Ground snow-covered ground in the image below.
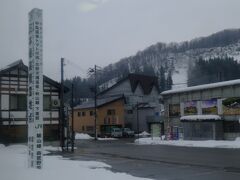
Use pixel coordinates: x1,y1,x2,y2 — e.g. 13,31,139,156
172,64,188,89
75,133,118,141
0,144,151,180
135,137,240,149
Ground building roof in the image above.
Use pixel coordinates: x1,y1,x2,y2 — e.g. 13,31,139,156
180,115,221,121
136,102,155,109
0,59,27,73
74,95,125,110
98,73,160,96
0,60,68,92
161,79,240,96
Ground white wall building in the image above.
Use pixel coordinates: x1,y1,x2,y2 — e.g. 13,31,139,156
0,60,63,141
161,79,240,140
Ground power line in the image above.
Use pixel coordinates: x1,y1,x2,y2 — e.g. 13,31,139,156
64,58,89,74
62,58,108,80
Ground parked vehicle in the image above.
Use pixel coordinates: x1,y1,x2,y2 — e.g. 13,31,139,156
100,125,122,137
111,128,123,138
122,128,135,137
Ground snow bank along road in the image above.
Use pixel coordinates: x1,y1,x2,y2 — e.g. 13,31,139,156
135,137,240,148
0,144,151,180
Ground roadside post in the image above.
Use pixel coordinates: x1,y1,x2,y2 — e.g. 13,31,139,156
28,8,43,169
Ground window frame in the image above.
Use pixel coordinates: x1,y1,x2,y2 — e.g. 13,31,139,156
43,95,51,111
9,94,27,111
107,109,116,115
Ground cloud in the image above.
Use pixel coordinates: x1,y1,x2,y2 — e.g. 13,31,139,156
77,0,110,13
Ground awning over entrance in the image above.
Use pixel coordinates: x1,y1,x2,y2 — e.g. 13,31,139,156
180,115,221,122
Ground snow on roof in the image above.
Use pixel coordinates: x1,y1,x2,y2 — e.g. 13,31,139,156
161,79,240,95
180,115,221,121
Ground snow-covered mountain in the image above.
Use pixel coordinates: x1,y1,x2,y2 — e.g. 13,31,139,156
98,29,240,90
171,41,240,89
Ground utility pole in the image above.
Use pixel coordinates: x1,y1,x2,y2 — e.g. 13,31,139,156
60,58,65,151
60,58,74,152
94,65,97,140
71,83,74,152
88,65,101,140
136,102,139,140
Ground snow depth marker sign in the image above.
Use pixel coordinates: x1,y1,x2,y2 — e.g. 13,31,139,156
28,8,43,169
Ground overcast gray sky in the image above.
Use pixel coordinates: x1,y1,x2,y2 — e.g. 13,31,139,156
1,0,240,80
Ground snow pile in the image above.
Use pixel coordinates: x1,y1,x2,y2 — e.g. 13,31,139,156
235,137,240,141
135,138,240,148
0,144,151,180
136,131,151,138
98,138,117,141
75,133,118,140
75,133,94,140
0,144,5,148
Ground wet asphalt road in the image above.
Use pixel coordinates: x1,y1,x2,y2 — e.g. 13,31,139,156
52,139,240,180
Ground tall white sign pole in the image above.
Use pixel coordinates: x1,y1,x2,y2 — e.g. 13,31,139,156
28,8,43,169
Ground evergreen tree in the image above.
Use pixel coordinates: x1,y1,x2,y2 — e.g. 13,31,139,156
188,56,240,86
166,71,173,90
159,66,166,92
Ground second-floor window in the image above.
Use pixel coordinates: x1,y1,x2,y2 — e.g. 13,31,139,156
78,111,86,117
10,94,27,111
89,111,94,116
107,109,115,115
43,95,51,111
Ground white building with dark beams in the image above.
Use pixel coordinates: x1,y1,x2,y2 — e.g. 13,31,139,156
0,60,63,141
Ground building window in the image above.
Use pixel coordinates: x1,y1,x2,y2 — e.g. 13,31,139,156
43,95,51,110
107,109,115,115
82,126,85,131
10,94,27,111
78,111,86,117
169,104,180,117
82,111,86,116
90,111,94,116
127,110,133,114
